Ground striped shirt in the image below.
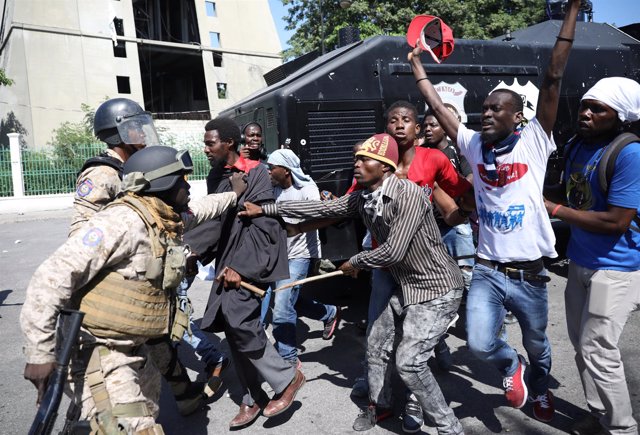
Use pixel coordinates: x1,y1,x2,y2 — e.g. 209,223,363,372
262,174,463,306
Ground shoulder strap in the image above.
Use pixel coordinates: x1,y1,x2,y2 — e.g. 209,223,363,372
78,152,124,179
598,132,640,195
106,195,165,258
597,132,640,233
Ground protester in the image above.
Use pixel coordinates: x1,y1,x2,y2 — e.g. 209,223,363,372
239,121,267,161
260,149,341,367
21,146,246,434
420,110,476,371
361,100,473,432
409,0,581,422
189,117,305,429
544,77,640,435
240,133,465,434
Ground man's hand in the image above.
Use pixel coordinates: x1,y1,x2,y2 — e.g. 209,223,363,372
239,146,251,159
24,362,56,405
320,190,337,201
238,201,264,218
338,261,360,278
408,40,423,63
221,267,242,289
229,173,248,198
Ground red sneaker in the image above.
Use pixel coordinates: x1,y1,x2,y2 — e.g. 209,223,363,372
503,355,528,408
530,390,555,422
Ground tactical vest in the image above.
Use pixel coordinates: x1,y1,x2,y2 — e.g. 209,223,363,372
76,195,185,339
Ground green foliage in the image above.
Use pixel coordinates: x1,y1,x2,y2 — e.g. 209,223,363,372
0,69,13,87
282,0,546,59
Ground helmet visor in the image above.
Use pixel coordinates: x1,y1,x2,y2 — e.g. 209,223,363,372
144,149,194,183
117,112,161,147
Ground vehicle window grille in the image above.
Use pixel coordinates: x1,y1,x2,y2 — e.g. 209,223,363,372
306,109,377,174
266,108,275,128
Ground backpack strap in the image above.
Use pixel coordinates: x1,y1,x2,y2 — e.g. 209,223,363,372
598,132,640,195
78,152,124,179
597,132,640,232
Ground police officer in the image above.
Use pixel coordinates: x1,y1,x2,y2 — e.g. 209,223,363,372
69,98,160,237
21,146,247,434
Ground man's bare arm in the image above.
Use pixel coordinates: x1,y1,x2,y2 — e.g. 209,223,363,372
408,45,461,143
537,0,580,136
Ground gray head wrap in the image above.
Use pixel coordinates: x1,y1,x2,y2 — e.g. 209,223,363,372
267,149,315,188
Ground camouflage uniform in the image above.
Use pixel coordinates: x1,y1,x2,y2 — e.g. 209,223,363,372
69,148,124,237
21,192,238,433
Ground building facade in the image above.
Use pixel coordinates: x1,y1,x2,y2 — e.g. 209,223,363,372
0,0,283,148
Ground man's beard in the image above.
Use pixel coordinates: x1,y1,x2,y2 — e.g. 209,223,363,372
209,156,226,170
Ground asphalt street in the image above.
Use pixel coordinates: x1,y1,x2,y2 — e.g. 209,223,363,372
0,210,638,434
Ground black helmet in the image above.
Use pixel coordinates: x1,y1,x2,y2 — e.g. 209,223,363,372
93,98,160,147
123,146,193,193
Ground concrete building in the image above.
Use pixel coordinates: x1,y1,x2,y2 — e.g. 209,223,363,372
0,0,283,148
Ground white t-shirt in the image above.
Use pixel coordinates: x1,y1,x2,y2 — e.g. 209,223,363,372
457,117,558,262
274,183,322,259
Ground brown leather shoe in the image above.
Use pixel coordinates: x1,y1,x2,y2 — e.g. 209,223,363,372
263,369,306,418
229,402,262,429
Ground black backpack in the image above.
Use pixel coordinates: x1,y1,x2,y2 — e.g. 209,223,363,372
564,132,640,232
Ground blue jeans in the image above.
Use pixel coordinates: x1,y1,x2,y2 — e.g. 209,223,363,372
261,258,336,361
368,268,396,327
178,277,225,367
439,223,475,291
466,263,551,395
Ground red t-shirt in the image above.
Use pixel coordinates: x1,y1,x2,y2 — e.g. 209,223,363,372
346,147,471,199
407,147,471,198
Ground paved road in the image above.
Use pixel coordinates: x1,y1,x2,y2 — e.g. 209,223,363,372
0,210,638,434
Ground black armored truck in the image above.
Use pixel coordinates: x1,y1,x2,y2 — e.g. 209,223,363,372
220,19,640,260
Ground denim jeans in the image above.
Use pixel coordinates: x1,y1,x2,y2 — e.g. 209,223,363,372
439,223,475,291
466,263,551,396
368,288,464,435
261,258,336,362
368,268,397,327
177,277,226,367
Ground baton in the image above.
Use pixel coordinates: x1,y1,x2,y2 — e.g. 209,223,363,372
216,267,266,297
274,270,344,292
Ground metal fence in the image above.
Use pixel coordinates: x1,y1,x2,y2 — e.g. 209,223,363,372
0,144,210,197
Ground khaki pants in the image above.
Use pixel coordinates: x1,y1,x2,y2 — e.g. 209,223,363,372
71,344,161,433
565,262,640,435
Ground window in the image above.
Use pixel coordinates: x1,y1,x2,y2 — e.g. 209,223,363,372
209,32,220,48
112,18,126,57
205,1,216,17
216,82,227,99
212,52,223,67
113,18,125,36
117,76,131,94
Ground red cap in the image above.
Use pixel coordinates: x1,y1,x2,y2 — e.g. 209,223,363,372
355,133,399,170
406,15,454,64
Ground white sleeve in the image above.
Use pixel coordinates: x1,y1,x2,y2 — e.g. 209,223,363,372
456,123,478,160
521,117,557,166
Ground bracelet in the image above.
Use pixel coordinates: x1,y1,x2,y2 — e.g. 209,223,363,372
556,36,574,43
551,203,562,217
415,77,429,84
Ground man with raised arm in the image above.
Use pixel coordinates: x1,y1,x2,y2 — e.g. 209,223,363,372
408,0,581,422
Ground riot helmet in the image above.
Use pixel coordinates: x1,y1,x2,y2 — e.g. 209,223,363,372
122,146,193,193
94,98,160,147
